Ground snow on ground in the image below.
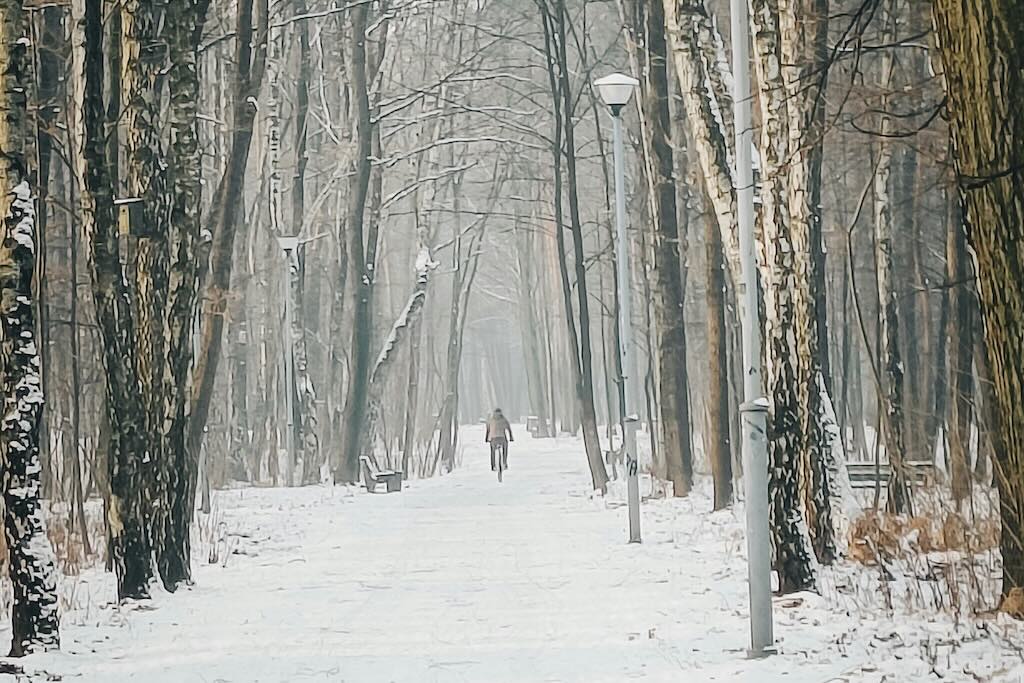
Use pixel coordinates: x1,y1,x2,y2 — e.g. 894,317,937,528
4,427,1023,681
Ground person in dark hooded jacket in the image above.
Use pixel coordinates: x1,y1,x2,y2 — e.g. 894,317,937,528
485,408,513,471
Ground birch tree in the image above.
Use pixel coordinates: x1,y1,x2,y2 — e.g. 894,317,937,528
157,0,209,588
664,0,740,284
121,0,168,569
0,0,60,651
750,0,830,589
779,0,843,563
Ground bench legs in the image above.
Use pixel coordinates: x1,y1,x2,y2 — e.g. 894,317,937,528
364,472,403,493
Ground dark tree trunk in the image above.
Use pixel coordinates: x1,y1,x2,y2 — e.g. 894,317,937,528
645,0,693,496
973,331,996,483
152,0,209,591
289,7,320,485
337,2,376,483
32,6,61,499
188,0,268,474
401,313,423,477
933,0,1024,599
705,204,733,509
121,0,169,594
933,221,951,468
539,0,608,490
72,0,151,601
873,5,910,514
946,197,974,505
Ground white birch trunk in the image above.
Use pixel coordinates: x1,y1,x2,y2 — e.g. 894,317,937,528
778,0,843,563
664,0,741,286
751,0,819,591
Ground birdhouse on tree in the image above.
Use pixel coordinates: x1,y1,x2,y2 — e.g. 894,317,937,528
115,197,148,238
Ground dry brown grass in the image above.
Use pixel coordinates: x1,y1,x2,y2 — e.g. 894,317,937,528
843,486,1003,617
849,509,999,565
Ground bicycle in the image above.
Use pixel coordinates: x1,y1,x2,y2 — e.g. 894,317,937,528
493,439,507,483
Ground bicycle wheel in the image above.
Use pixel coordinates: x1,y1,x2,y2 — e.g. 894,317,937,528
497,444,505,483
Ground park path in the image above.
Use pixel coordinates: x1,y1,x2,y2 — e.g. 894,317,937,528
18,429,902,682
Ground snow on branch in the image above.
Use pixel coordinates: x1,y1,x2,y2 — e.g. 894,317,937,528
370,246,438,379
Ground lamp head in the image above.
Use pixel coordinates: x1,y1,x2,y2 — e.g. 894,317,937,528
594,72,639,110
277,235,300,252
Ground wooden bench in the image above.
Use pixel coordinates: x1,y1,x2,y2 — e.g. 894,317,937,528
359,456,403,493
846,461,934,489
526,415,551,438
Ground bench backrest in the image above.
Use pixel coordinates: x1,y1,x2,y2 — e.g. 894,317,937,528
359,456,378,480
846,461,935,486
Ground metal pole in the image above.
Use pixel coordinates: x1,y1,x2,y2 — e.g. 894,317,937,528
611,109,641,544
731,0,774,657
282,248,297,487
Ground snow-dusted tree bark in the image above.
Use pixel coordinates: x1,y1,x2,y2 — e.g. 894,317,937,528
290,249,320,485
0,5,60,652
362,248,437,462
973,328,996,483
71,0,152,600
933,0,1024,598
157,0,209,589
779,0,839,564
751,0,817,591
121,0,168,557
872,4,910,514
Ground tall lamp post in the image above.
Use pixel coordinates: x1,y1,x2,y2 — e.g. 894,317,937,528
277,235,299,487
595,73,641,544
730,0,775,657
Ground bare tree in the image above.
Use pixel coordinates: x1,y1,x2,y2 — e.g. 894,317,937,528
537,0,609,492
189,0,269,477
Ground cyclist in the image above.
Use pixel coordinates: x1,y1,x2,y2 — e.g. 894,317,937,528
485,408,513,472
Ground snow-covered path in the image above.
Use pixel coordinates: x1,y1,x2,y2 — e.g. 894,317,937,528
14,429,1020,682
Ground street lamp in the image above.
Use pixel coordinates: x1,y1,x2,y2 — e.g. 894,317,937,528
595,72,641,544
277,235,300,486
730,0,775,657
